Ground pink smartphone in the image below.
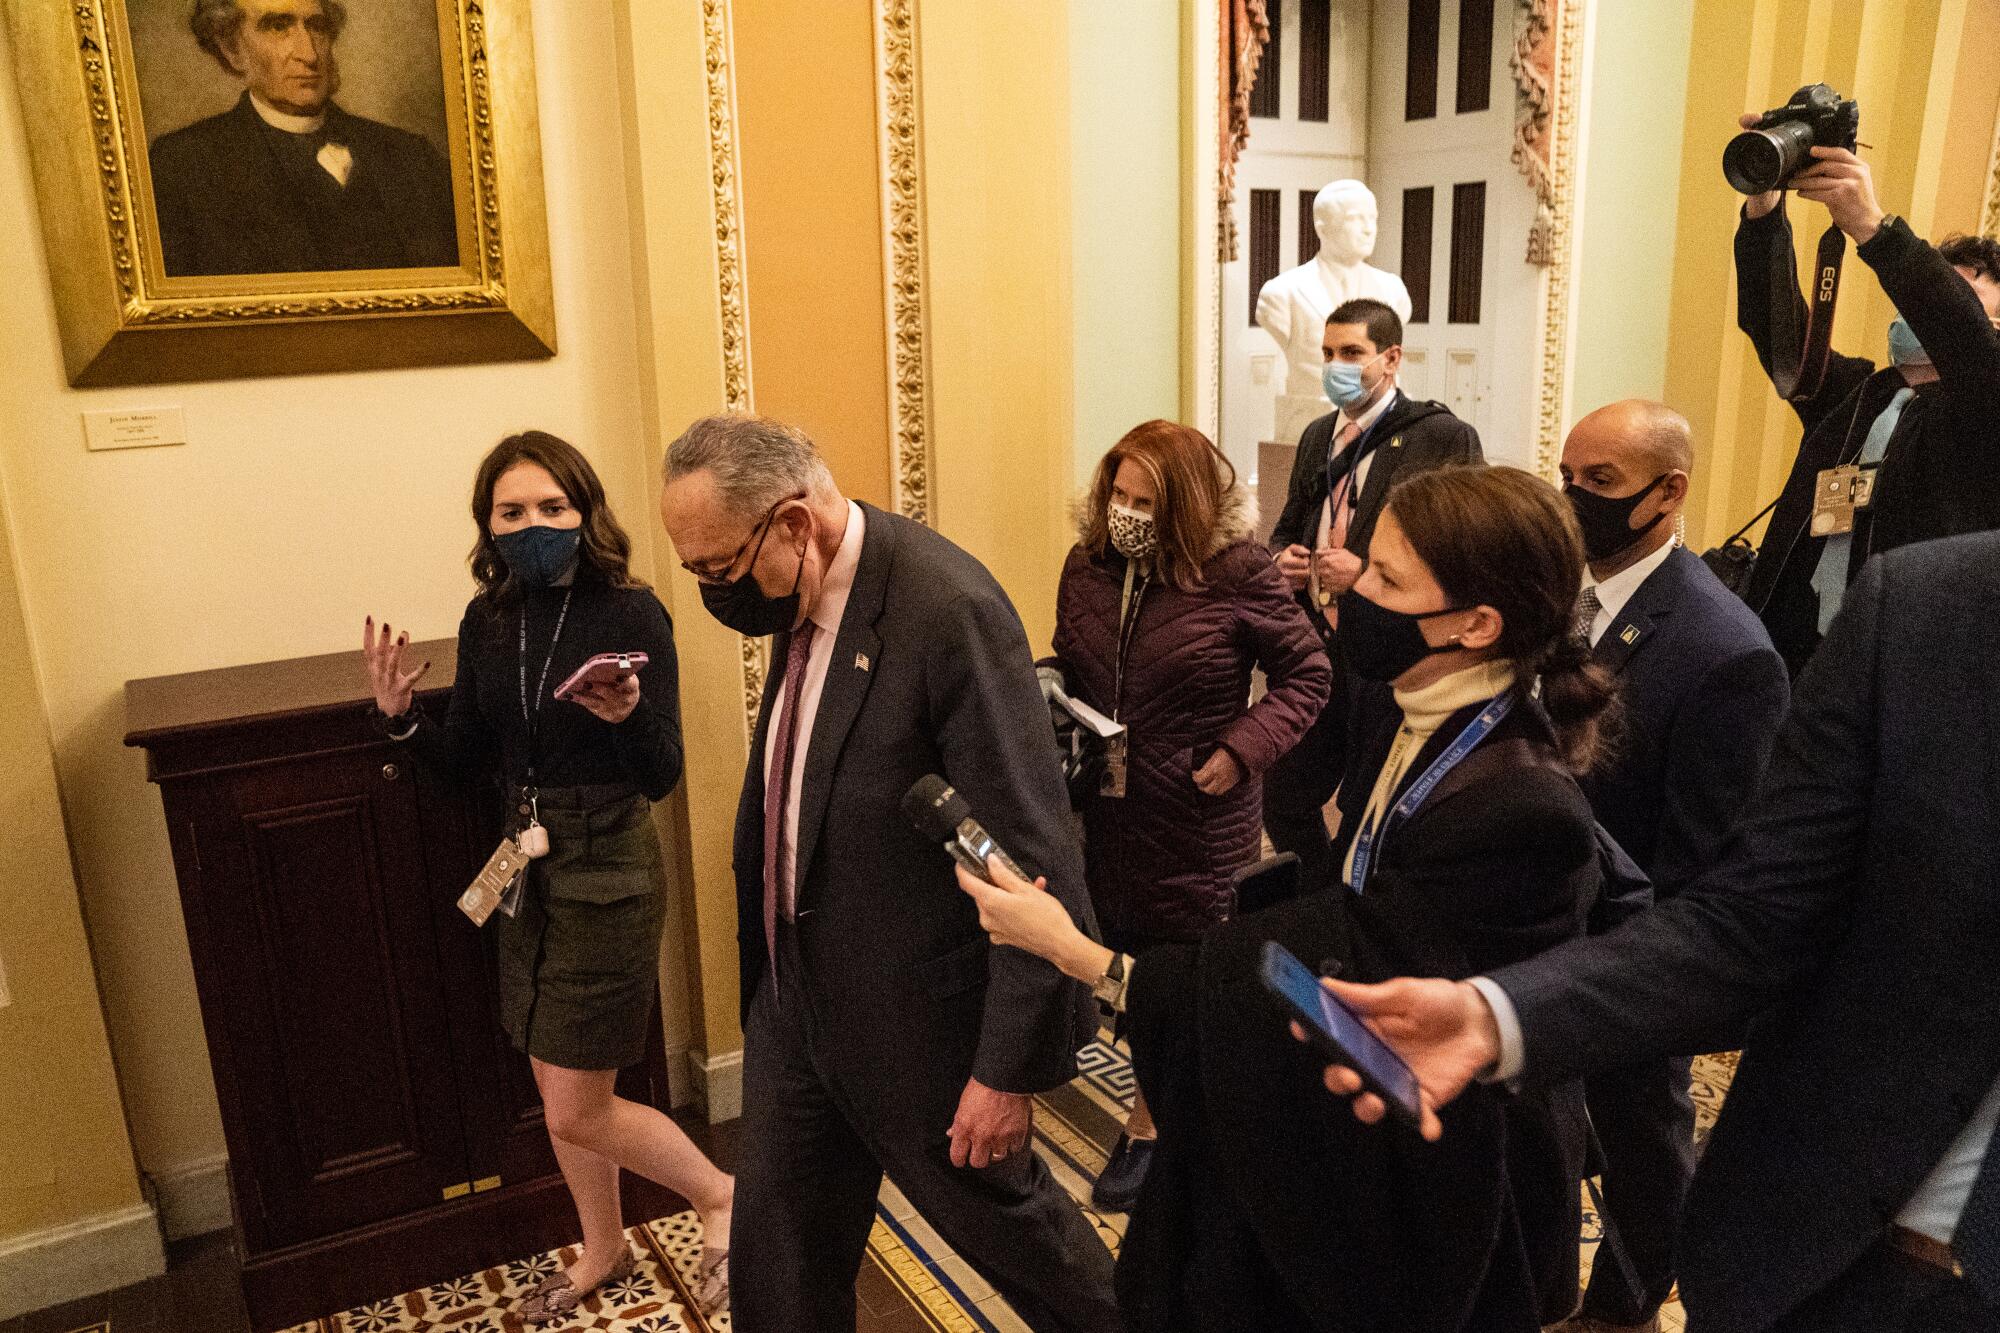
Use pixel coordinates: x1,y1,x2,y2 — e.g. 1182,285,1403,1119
553,651,649,701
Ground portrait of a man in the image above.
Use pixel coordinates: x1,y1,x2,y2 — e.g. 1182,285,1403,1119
144,0,460,277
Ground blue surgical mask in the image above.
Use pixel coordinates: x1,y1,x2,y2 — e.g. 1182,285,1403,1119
1887,317,1930,368
493,524,581,588
1322,351,1387,409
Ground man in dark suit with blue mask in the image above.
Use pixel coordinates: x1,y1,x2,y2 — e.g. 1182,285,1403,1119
1552,401,1791,1332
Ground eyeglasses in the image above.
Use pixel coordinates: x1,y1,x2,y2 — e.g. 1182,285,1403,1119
679,492,805,584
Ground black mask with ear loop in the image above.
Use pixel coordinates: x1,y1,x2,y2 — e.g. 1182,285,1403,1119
699,508,810,637
1335,589,1473,682
1565,474,1669,564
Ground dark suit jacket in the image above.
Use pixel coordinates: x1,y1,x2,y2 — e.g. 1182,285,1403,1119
1494,532,2000,1333
1735,206,2000,675
1269,392,1485,573
730,503,1098,1099
1581,546,1789,898
149,95,457,276
1118,688,1595,1333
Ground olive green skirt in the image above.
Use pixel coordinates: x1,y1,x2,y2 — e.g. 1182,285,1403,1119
496,793,666,1071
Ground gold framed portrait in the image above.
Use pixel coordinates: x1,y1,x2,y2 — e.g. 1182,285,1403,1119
5,0,554,386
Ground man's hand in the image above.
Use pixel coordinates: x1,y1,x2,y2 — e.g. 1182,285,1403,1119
948,1077,1031,1169
1313,546,1364,599
1791,145,1885,244
1737,113,1783,220
1292,977,1501,1142
1193,746,1244,795
1275,544,1313,591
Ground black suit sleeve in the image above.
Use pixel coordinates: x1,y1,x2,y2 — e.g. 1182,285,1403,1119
1648,644,1791,897
1857,216,2000,396
1494,556,1884,1084
610,595,686,801
1270,419,1330,551
1734,201,1877,435
928,588,1097,1093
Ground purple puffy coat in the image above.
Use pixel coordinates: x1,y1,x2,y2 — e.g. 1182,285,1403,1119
1050,487,1331,943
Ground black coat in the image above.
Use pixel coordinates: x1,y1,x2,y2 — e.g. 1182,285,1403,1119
148,94,458,276
1581,546,1790,897
1736,206,2000,675
1493,532,2000,1333
1118,687,1596,1333
730,504,1098,1098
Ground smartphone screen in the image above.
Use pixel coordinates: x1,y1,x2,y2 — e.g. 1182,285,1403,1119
1261,941,1423,1122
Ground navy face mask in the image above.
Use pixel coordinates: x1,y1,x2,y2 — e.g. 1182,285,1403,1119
493,524,581,588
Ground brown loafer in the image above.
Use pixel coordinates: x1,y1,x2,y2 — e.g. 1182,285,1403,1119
517,1247,636,1325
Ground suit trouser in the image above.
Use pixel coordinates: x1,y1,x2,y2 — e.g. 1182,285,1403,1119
1261,632,1346,890
1767,1242,1999,1332
1580,1056,1697,1322
730,927,1120,1333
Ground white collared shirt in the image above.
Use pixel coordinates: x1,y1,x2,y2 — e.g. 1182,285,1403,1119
1314,384,1401,556
762,500,865,892
1581,538,1677,647
248,90,327,135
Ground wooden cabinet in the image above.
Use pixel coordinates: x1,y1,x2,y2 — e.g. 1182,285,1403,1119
126,640,675,1331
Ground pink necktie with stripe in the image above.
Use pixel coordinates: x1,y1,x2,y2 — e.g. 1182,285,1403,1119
762,622,817,978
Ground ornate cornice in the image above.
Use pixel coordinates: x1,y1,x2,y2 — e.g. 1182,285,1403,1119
698,0,767,739
1983,102,2000,241
1531,0,1584,482
873,0,936,527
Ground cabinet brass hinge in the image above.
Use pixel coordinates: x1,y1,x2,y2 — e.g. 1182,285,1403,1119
442,1181,471,1200
472,1175,502,1193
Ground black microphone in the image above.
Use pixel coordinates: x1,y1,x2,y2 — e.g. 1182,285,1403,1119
901,774,1027,883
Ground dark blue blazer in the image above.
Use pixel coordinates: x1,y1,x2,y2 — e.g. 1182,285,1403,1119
1581,545,1789,899
1494,531,2000,1332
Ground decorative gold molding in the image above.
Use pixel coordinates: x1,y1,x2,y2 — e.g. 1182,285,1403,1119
1984,100,2000,241
1530,0,1585,482
873,0,936,527
697,0,767,740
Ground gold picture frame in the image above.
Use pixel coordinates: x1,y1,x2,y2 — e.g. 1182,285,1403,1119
4,0,554,386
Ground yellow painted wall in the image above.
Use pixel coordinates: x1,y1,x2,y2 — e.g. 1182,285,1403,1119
1662,0,2000,546
0,488,145,1244
920,0,1077,651
0,6,688,1185
733,0,893,508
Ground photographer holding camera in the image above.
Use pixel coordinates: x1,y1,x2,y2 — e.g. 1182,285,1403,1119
1729,92,2000,676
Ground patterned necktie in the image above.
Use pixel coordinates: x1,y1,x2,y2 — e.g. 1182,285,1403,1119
761,622,818,978
1574,585,1603,644
1811,386,1913,633
1313,420,1365,627
1956,1133,2000,1301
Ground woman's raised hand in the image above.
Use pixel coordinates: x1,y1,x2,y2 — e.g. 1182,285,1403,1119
954,854,1114,985
364,617,431,718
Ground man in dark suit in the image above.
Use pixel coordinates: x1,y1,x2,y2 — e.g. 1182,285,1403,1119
1731,121,2000,676
1555,401,1791,1333
1263,298,1484,890
149,0,457,276
658,415,1117,1333
1318,531,2000,1332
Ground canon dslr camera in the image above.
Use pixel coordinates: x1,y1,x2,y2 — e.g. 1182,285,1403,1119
1724,83,1860,194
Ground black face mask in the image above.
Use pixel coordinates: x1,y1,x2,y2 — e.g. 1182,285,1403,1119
1336,588,1472,682
697,509,808,637
1565,475,1667,564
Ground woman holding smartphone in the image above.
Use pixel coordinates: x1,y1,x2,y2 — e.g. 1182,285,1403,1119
364,430,731,1323
959,465,1613,1333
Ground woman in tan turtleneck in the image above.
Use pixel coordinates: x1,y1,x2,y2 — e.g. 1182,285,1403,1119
957,466,1619,1333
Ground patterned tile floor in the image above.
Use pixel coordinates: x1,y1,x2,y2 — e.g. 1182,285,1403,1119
9,1043,1737,1333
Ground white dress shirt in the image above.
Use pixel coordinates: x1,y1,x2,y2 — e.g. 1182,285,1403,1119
1580,538,1677,647
762,500,865,897
1313,385,1400,557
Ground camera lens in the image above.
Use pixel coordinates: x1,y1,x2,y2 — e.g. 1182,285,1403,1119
1723,121,1816,194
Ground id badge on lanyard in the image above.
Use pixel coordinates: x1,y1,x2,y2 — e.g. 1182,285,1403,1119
1101,562,1150,799
1347,692,1514,895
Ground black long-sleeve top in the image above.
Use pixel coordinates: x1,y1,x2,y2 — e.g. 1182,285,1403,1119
399,568,685,801
1734,203,2000,674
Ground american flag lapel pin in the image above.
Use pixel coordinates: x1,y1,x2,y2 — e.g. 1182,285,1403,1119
855,652,871,672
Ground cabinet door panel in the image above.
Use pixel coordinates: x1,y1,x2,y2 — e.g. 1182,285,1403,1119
186,748,469,1247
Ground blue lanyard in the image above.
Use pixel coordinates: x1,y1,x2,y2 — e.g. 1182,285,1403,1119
1347,690,1515,895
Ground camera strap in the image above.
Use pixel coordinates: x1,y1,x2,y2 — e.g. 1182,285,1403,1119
1768,216,1847,402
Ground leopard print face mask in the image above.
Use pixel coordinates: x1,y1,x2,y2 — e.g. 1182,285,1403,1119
1107,503,1159,560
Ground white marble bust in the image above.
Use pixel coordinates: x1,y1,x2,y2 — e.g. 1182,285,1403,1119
1255,180,1415,443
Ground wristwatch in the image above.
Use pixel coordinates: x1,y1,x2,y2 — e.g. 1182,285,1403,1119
1090,951,1127,1007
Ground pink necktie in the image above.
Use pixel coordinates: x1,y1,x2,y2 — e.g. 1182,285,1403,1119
762,622,818,977
1317,420,1363,628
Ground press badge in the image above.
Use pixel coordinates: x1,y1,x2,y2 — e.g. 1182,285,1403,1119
1100,732,1128,798
1810,463,1876,536
459,836,528,927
